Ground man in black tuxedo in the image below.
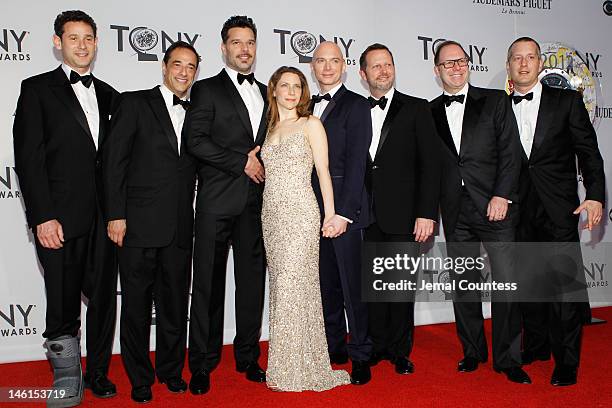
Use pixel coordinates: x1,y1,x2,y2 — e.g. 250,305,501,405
311,41,373,385
358,43,440,375
13,10,118,406
184,16,267,394
430,40,530,384
506,37,605,386
103,41,199,402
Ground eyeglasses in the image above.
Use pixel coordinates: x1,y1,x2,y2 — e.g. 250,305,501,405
437,57,469,69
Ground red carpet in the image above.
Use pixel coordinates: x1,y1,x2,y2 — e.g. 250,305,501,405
2,307,611,408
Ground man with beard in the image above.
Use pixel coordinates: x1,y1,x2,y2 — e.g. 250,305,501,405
359,43,440,375
184,15,268,394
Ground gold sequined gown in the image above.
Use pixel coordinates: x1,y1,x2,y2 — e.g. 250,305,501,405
261,126,351,392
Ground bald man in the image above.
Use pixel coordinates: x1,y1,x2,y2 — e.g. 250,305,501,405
311,42,373,385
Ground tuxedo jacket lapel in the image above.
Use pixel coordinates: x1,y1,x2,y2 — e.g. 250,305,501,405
460,87,485,157
320,85,346,123
254,81,268,145
529,85,555,161
431,97,458,157
220,69,254,140
93,76,114,150
148,87,179,155
49,66,94,148
376,92,403,157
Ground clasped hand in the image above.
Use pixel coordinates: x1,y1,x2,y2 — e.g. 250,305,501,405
322,214,348,239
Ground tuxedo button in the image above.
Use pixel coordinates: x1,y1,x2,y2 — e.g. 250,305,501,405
372,165,379,170
528,165,534,169
458,160,464,167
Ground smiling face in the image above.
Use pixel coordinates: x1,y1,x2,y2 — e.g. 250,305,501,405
359,49,395,98
311,41,346,93
506,40,543,94
273,72,303,111
221,27,256,74
162,46,198,98
434,43,469,94
53,21,97,74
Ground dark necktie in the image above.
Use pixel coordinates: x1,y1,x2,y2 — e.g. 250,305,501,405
173,94,190,110
312,93,332,104
69,70,93,88
237,72,255,85
512,92,534,104
443,94,465,107
368,96,388,110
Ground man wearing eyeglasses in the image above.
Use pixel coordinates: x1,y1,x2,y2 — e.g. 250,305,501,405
429,40,528,384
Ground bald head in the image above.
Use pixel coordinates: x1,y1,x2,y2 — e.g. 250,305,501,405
311,41,346,93
313,41,343,59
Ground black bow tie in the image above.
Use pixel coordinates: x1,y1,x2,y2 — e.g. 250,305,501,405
173,94,190,110
69,70,93,88
312,93,332,104
512,92,534,104
368,96,388,110
443,94,465,107
237,72,255,85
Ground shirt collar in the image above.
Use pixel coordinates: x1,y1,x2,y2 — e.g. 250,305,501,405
225,65,253,88
159,84,186,109
319,82,343,98
515,81,542,98
370,87,395,109
443,82,469,97
62,63,91,81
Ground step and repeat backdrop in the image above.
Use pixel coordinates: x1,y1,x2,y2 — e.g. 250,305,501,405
1,0,611,362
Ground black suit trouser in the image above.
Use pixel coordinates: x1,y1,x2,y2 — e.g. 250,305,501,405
365,222,415,360
319,228,372,362
517,181,587,368
118,235,191,387
188,184,266,373
445,189,521,369
36,203,118,375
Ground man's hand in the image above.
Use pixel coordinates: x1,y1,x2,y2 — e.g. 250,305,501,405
574,199,603,231
244,146,265,183
413,218,434,242
487,196,509,222
108,219,127,247
322,215,348,238
36,219,64,249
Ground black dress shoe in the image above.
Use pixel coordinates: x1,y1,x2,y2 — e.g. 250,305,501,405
159,377,187,393
329,352,349,365
189,369,210,395
521,350,550,365
131,386,152,403
457,357,481,372
237,362,266,383
551,365,577,386
350,360,371,385
392,357,415,375
84,371,117,398
494,366,532,384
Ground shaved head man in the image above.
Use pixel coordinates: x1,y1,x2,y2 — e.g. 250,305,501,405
310,41,374,385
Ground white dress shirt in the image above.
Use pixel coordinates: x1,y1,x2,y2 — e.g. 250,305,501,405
225,66,264,139
312,82,343,119
444,83,469,186
159,84,187,152
312,82,353,223
62,63,100,150
369,88,395,159
444,83,469,155
511,81,542,159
